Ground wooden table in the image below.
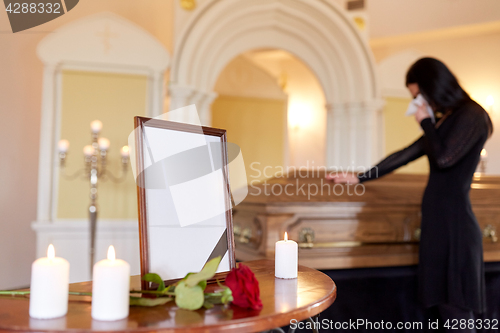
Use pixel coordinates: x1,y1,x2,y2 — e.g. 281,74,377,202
0,260,336,333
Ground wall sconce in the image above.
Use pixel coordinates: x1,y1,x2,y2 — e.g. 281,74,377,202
486,95,494,114
288,101,312,130
180,0,196,10
478,148,487,175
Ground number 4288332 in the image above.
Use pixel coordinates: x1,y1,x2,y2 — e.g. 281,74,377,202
5,2,61,14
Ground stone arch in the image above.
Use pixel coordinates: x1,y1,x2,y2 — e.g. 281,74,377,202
169,0,383,167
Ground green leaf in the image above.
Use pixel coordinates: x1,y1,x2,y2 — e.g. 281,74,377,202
203,300,214,309
184,256,222,288
175,281,204,310
181,273,206,290
142,273,166,291
198,280,207,291
129,296,172,307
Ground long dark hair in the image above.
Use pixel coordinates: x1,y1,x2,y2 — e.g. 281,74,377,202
406,57,471,112
406,57,493,137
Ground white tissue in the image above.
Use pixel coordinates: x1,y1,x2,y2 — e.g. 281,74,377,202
405,94,435,123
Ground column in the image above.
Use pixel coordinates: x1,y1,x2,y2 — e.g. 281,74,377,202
191,91,218,126
325,102,348,169
37,65,57,222
168,84,196,123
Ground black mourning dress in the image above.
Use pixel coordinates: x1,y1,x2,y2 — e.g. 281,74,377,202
358,99,492,313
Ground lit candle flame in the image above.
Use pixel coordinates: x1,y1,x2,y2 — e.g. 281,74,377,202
107,245,116,261
83,145,94,157
121,146,130,158
481,149,487,159
90,120,103,133
284,232,288,241
58,139,70,153
47,244,55,259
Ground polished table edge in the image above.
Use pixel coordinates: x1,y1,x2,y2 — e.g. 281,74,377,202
0,260,337,333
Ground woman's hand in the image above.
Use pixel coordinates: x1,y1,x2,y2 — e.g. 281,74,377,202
415,102,431,124
325,173,359,184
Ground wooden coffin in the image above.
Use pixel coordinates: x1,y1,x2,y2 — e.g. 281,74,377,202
233,172,500,269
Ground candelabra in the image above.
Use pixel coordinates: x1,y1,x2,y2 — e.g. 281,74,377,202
58,120,130,274
478,149,487,174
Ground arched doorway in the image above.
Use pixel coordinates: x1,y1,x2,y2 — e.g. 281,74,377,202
211,50,327,185
169,0,383,168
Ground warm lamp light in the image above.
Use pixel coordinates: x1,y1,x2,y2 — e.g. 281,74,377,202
83,145,94,157
98,138,110,151
478,149,488,174
90,120,103,134
288,102,312,129
58,140,69,153
481,149,487,160
485,95,495,115
120,146,130,158
486,95,494,107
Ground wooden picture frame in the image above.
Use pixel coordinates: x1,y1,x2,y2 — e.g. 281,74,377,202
134,116,236,289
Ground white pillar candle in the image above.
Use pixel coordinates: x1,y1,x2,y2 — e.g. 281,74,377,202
92,246,130,321
29,244,69,319
275,232,298,279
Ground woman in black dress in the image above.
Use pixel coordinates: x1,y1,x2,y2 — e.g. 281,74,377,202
332,58,493,330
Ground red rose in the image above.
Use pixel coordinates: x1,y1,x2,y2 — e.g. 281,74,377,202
225,264,263,310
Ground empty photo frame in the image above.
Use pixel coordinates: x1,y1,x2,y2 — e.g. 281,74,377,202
134,117,235,288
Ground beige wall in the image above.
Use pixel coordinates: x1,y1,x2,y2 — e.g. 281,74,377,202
383,97,429,174
213,55,287,184
372,22,500,174
212,96,287,184
0,1,174,289
57,70,147,219
245,51,327,168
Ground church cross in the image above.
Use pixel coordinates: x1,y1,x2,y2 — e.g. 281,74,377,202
95,24,118,53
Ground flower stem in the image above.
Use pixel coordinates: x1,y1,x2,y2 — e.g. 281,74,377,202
130,290,175,296
69,292,92,296
0,291,94,296
0,290,177,297
0,291,30,295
